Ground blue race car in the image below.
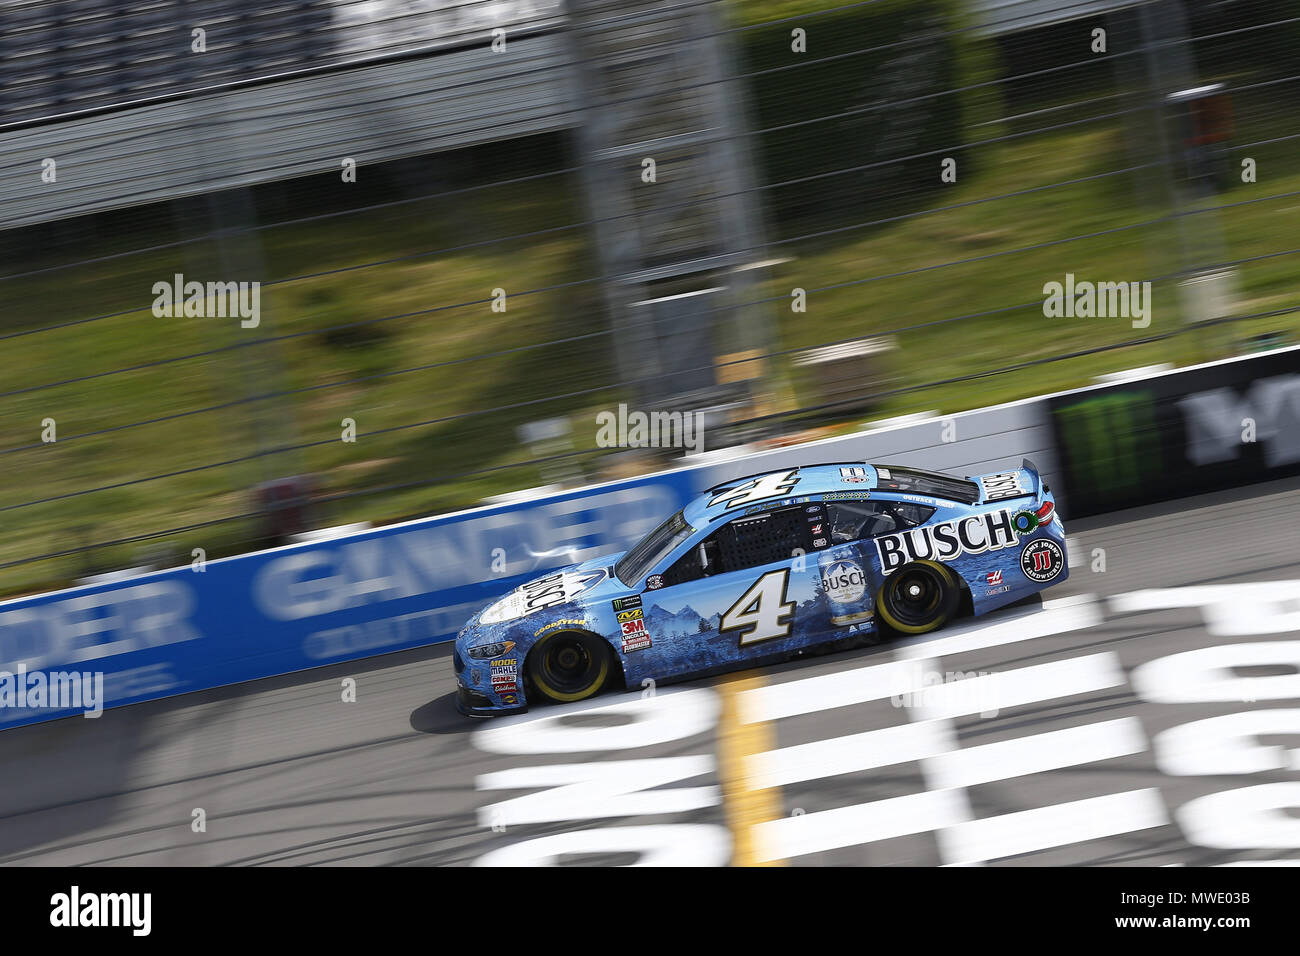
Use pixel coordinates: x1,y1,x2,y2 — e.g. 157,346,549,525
453,459,1066,716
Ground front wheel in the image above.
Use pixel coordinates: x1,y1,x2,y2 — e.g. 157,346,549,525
527,630,613,704
876,561,960,635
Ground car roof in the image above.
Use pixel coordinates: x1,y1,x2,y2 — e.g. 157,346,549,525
683,462,884,527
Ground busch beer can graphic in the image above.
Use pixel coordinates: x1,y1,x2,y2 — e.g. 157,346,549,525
818,553,874,625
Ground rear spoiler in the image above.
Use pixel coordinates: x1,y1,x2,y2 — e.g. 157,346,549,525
1022,457,1044,500
971,460,1041,504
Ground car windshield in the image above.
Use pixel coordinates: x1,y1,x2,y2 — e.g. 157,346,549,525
615,509,696,586
872,465,980,504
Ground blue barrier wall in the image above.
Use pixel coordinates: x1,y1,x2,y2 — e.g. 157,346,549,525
0,468,700,729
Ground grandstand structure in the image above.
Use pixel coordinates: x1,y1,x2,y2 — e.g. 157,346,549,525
2,0,778,418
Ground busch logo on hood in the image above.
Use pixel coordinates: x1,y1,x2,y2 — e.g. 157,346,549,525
479,568,608,624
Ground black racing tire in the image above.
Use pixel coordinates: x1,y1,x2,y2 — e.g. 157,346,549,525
527,630,613,704
876,560,960,635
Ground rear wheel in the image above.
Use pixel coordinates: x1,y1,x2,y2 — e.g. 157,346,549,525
877,561,960,635
527,630,613,704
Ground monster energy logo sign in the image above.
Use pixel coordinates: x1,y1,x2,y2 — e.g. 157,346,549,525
1054,391,1161,506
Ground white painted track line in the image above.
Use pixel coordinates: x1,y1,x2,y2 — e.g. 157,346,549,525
927,717,1147,790
755,789,969,862
941,789,1169,865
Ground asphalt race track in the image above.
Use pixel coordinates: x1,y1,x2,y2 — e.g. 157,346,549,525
3,477,1299,866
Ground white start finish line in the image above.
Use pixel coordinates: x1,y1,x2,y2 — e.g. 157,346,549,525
471,586,1300,865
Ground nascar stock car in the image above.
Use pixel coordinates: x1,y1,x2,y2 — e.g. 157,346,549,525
453,460,1066,715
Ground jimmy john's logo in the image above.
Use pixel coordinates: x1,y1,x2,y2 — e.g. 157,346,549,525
876,509,1019,574
1020,539,1064,582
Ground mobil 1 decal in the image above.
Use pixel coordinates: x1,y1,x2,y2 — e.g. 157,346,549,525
875,509,1020,574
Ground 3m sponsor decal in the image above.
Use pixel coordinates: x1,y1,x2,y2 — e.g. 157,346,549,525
611,595,642,613
1020,539,1065,582
840,466,868,483
490,658,519,692
620,616,653,652
980,472,1026,502
875,509,1020,574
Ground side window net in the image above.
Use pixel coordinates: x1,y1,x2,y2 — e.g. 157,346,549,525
664,505,809,585
719,507,806,570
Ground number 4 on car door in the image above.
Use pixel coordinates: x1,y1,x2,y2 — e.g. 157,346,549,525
720,569,795,646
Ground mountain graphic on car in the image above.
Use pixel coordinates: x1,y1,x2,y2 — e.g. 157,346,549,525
453,460,1068,716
